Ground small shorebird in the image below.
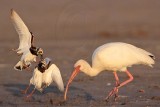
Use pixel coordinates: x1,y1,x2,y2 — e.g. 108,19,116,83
10,9,43,71
21,58,64,98
64,42,155,101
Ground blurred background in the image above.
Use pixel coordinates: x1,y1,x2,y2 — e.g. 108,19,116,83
0,0,160,106
1,0,160,70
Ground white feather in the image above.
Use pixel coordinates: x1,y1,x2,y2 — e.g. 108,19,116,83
92,42,155,72
14,50,36,71
44,64,64,92
10,9,31,54
30,63,64,92
11,9,38,71
30,68,43,92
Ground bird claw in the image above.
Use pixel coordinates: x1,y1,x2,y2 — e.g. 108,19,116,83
20,89,27,94
23,64,32,72
105,87,119,101
105,97,109,102
114,94,119,101
25,68,32,72
24,92,34,101
24,96,32,102
11,48,17,51
17,53,23,56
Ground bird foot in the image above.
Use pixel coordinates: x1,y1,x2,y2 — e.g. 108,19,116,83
20,90,26,94
17,53,23,56
23,65,32,72
25,68,32,72
24,95,32,102
24,89,35,101
11,48,17,51
114,94,119,101
24,92,34,101
20,89,27,94
105,87,119,101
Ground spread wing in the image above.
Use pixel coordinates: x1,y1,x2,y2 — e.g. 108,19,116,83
49,64,64,92
10,9,32,54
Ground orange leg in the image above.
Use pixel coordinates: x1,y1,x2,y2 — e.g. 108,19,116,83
20,84,31,94
114,71,120,86
114,72,120,100
25,67,32,72
105,70,134,101
105,72,119,101
25,88,36,99
22,60,31,72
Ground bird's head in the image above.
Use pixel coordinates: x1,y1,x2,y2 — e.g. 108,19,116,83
64,59,89,101
37,59,47,73
38,59,46,69
74,59,86,70
38,57,51,70
30,47,43,58
37,48,43,56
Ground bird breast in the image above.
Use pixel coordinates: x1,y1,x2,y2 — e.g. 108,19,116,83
30,68,43,90
42,68,53,86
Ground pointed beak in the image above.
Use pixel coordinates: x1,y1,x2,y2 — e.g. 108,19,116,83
64,65,81,101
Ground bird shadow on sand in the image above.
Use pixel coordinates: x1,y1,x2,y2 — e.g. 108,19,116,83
64,85,95,101
3,83,95,101
3,83,62,97
3,83,27,97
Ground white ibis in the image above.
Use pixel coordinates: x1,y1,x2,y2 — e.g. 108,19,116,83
21,58,64,98
64,42,155,101
10,9,43,71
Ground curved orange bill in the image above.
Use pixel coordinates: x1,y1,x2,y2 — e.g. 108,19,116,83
64,65,81,101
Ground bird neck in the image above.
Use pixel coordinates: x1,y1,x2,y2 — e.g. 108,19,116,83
29,47,38,56
81,60,101,77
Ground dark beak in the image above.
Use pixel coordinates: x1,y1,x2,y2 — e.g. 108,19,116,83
64,65,81,101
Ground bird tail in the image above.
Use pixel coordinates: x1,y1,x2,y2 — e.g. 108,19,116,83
147,54,155,67
139,49,155,67
14,61,31,71
14,61,23,71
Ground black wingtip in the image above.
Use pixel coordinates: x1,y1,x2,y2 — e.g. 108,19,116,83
149,55,155,60
30,32,35,47
30,31,33,35
14,66,22,71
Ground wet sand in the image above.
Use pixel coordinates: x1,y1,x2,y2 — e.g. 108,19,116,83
0,0,160,106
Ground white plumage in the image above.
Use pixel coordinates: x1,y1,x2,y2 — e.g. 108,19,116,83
91,42,155,73
73,42,155,77
11,9,43,71
30,58,64,92
11,9,32,54
64,42,155,101
14,51,37,71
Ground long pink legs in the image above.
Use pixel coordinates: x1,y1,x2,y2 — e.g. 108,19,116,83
113,72,120,99
105,70,134,101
